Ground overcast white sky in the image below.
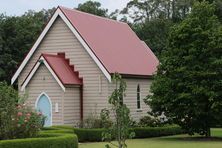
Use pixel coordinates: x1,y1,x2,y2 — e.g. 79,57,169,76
0,0,130,16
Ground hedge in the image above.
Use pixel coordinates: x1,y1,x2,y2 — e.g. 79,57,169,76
41,125,74,131
52,125,74,130
74,126,184,142
132,126,184,138
74,128,104,142
40,129,74,134
0,133,78,148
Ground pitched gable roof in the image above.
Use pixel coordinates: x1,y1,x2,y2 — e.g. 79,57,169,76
11,6,159,85
42,53,82,85
60,6,159,76
21,53,82,92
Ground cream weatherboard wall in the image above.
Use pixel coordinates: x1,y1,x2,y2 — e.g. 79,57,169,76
108,78,152,121
18,16,110,120
24,65,64,125
63,87,81,125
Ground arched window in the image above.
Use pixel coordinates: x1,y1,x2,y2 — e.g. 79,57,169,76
137,84,141,109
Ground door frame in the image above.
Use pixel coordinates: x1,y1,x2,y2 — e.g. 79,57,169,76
35,92,53,126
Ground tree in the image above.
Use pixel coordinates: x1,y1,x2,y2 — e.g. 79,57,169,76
120,0,194,55
132,18,172,55
102,73,134,148
145,1,222,137
76,1,108,17
121,0,194,23
0,9,54,84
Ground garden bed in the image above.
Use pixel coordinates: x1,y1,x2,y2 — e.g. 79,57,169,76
0,127,78,148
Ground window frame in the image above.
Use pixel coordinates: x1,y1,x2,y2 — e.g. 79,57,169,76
137,84,141,109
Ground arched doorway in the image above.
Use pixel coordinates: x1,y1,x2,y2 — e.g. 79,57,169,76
35,93,52,126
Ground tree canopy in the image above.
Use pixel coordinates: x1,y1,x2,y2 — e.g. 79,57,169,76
76,1,108,17
145,1,222,137
0,9,54,83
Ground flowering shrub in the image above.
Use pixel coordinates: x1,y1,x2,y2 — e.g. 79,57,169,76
0,82,44,140
13,103,45,139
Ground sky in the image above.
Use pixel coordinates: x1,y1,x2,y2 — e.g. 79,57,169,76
0,0,130,16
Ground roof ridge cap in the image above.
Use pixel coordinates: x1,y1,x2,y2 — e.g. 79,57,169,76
59,5,128,25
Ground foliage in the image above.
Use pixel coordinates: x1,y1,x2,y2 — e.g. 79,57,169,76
76,109,112,129
102,73,134,148
77,116,103,129
50,125,74,130
0,9,54,84
72,126,183,142
100,108,113,128
0,133,78,148
138,116,162,127
0,82,20,139
0,126,78,148
145,1,222,137
121,0,221,23
77,1,108,17
121,0,222,55
0,82,44,140
121,0,194,23
133,18,172,55
132,126,183,138
13,102,44,139
74,128,105,142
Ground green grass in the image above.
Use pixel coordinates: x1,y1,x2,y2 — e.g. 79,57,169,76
79,128,222,148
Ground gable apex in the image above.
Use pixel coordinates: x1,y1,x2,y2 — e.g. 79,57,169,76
11,7,111,85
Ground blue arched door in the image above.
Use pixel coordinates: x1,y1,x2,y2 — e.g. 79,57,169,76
36,94,52,126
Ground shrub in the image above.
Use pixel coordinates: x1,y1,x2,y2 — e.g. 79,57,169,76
138,116,162,127
0,82,20,140
77,113,103,129
74,128,104,142
0,82,43,140
100,108,112,128
76,110,113,129
13,103,44,139
132,126,184,138
0,133,78,148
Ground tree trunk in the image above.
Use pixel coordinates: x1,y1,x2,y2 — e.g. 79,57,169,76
206,127,211,138
172,0,176,21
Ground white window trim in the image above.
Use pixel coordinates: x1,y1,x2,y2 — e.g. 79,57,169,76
35,92,53,126
11,7,111,85
21,56,66,92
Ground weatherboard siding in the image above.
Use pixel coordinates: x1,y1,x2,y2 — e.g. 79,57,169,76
25,65,64,125
18,17,109,120
108,78,152,121
63,87,80,125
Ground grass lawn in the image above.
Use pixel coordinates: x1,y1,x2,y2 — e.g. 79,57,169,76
79,128,222,148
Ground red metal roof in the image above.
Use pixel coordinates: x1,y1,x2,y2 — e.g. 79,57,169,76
42,53,82,85
60,6,159,76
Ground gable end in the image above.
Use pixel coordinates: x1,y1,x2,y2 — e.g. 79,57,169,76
11,7,111,85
